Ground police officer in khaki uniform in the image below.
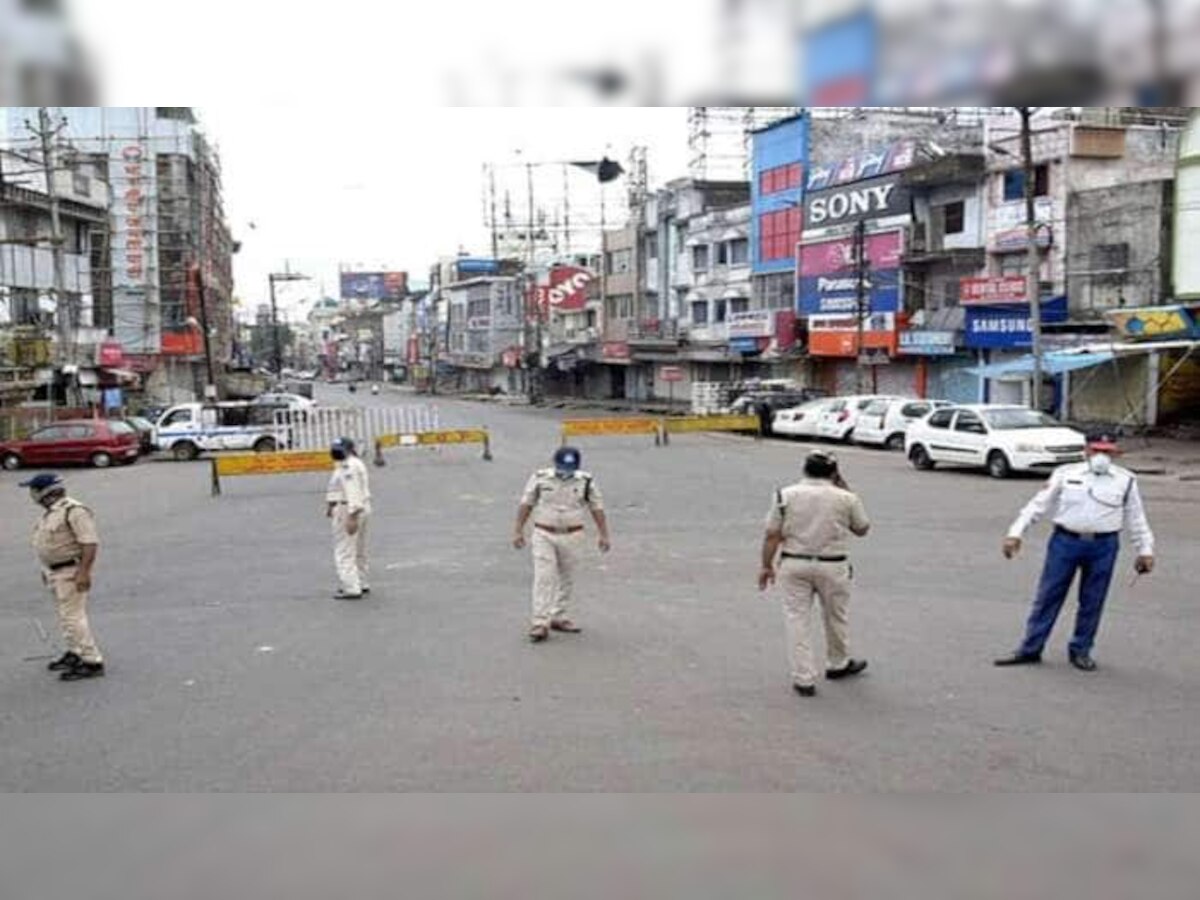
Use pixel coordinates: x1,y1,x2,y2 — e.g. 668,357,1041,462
759,451,870,697
22,473,105,680
325,437,372,600
513,446,610,642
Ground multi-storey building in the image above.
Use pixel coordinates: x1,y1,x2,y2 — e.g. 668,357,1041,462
0,107,235,403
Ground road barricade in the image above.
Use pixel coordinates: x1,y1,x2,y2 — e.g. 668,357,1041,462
374,428,493,464
210,450,332,496
661,414,761,445
560,417,663,447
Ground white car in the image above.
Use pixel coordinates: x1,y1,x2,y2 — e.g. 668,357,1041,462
905,404,1087,478
771,399,835,439
815,395,900,442
253,392,316,410
854,397,952,450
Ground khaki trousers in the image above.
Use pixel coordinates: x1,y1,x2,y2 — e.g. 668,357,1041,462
779,558,851,687
48,568,103,664
332,507,370,594
531,528,583,627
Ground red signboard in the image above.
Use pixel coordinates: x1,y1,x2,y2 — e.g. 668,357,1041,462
601,341,630,360
799,230,903,277
501,348,523,368
659,365,685,382
960,276,1027,306
161,327,203,356
97,340,124,367
541,265,594,314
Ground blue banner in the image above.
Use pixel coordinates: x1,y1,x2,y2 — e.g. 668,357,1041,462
964,296,1069,349
798,270,901,315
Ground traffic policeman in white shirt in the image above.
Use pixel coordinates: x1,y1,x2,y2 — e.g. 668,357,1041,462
995,435,1155,672
513,446,610,643
325,436,372,600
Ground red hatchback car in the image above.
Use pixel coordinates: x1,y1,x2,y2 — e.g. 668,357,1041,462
0,419,141,470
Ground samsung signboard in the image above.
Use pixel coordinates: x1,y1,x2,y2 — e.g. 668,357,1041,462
963,297,1069,349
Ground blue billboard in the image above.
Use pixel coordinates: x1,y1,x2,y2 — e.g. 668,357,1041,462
750,114,809,276
798,274,901,316
964,296,1069,349
340,271,408,301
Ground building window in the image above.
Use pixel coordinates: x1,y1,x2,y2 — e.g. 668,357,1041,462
691,245,710,272
606,248,632,275
998,255,1028,277
941,280,960,308
719,237,750,266
691,301,709,324
645,233,658,260
942,201,965,235
758,162,803,196
714,299,728,323
729,297,749,316
758,208,800,262
1002,165,1049,202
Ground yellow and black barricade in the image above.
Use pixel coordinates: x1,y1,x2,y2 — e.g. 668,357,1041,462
210,450,333,497
660,414,761,445
373,428,493,465
560,417,663,447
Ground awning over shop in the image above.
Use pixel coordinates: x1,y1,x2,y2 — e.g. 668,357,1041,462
966,350,1115,379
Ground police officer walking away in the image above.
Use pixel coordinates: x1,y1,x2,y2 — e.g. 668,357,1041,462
22,473,105,680
995,434,1155,672
325,437,372,599
759,451,870,697
513,446,610,642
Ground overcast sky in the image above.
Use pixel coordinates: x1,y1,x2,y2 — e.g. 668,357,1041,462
195,108,691,319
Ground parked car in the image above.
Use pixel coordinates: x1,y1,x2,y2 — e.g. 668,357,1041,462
905,404,1087,478
121,416,157,455
854,398,953,450
1,419,141,470
730,389,827,435
814,395,900,442
772,399,837,439
252,391,315,410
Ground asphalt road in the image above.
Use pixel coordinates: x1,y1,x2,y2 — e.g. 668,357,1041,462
2,385,1198,790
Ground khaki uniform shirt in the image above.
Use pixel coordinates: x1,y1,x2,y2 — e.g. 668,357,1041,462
765,478,869,557
326,455,372,514
521,468,604,530
32,496,99,568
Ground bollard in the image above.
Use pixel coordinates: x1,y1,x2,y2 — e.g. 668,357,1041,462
483,433,493,461
210,459,221,497
373,439,387,467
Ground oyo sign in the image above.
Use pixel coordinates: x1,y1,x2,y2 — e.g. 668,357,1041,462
544,265,594,312
804,174,910,229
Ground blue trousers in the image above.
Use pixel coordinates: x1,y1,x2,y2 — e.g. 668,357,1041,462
1019,529,1120,657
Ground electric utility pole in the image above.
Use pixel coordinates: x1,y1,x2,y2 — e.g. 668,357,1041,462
1019,106,1045,410
30,109,71,384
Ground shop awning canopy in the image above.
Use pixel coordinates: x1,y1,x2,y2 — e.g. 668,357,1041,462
966,350,1116,379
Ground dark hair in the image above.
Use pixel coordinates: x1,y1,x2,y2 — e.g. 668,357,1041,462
804,452,838,480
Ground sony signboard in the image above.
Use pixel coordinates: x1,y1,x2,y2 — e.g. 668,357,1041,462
803,174,911,231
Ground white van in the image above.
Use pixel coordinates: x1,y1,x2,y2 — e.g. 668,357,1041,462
153,402,285,461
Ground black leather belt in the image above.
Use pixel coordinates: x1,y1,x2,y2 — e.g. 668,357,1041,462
781,552,847,562
535,524,584,535
47,559,80,571
1055,526,1119,542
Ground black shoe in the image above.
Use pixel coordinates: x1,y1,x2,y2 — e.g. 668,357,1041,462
994,652,1042,667
1069,653,1098,672
334,590,364,600
793,684,817,697
826,659,868,680
47,652,81,672
60,661,105,681
361,587,371,595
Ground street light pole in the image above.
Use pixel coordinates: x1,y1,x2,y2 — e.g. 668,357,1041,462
854,219,868,394
1019,106,1045,410
268,270,309,378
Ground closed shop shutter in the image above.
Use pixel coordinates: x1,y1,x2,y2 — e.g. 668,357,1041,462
872,360,919,397
929,356,981,404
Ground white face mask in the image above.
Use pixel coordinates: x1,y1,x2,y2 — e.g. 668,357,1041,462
1089,453,1113,475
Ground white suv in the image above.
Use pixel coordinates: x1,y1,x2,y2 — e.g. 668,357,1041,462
854,398,952,450
905,404,1086,478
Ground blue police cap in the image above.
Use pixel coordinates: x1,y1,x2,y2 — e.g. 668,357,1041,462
331,436,356,454
19,473,63,491
554,446,581,471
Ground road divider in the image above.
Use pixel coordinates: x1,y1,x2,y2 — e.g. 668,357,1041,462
560,417,663,446
374,428,493,465
210,450,332,496
661,413,761,445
